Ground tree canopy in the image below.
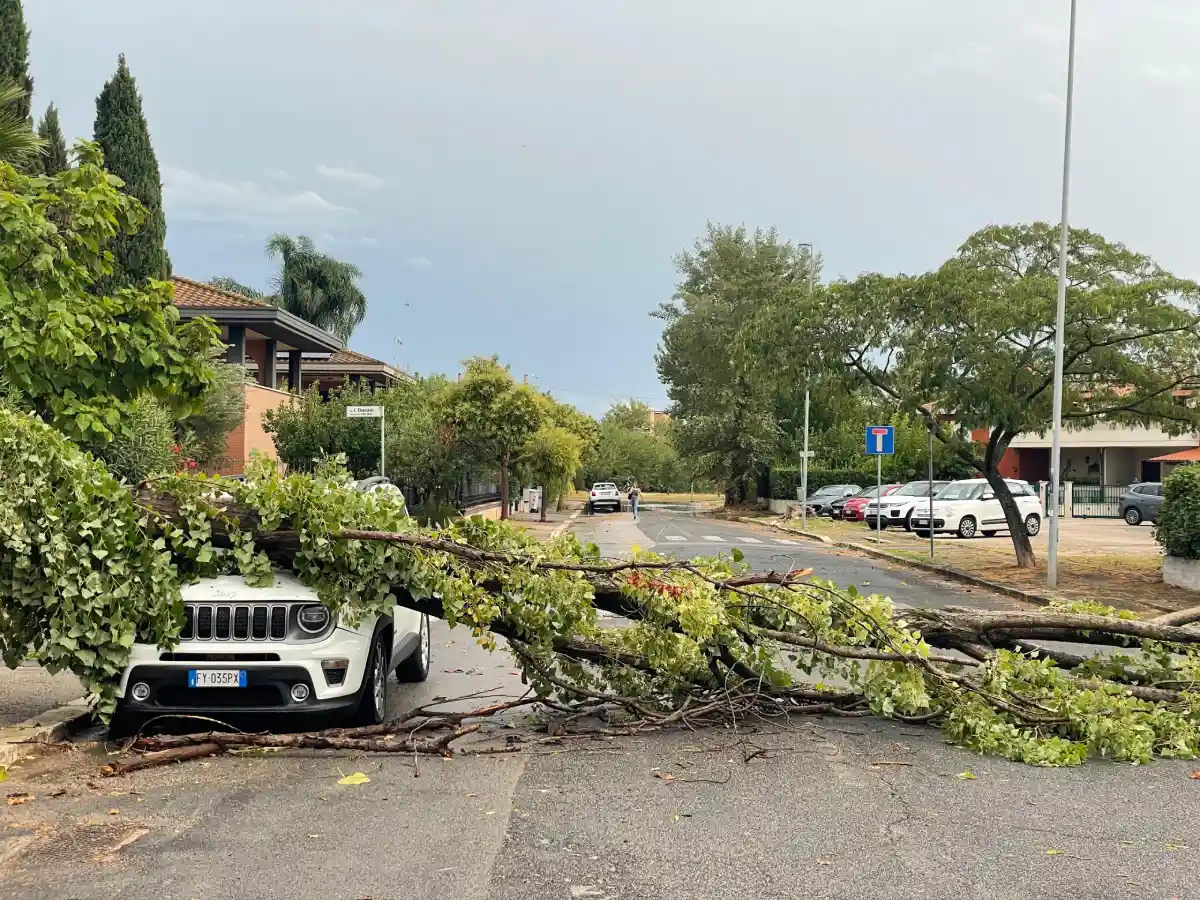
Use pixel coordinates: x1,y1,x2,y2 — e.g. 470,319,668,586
0,143,220,444
36,102,67,174
93,54,170,290
0,0,32,122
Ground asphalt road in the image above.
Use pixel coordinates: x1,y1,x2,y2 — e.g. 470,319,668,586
575,506,1016,611
6,509,1195,899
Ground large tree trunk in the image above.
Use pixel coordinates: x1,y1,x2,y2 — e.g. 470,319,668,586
499,454,510,520
981,427,1036,568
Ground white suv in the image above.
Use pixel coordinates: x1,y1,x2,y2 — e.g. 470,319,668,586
114,571,431,729
588,482,622,513
911,478,1043,539
862,480,950,530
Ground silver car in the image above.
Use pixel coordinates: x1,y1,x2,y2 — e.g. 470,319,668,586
1120,482,1163,525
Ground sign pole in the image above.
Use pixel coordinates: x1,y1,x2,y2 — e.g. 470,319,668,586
800,386,810,531
875,453,882,543
928,425,935,560
380,412,386,479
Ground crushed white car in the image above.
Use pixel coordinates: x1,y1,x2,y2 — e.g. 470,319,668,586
114,570,431,728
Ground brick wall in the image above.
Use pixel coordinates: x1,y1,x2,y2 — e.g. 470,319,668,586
216,384,294,475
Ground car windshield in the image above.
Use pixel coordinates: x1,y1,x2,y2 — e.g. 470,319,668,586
891,482,940,497
935,482,982,501
593,484,616,490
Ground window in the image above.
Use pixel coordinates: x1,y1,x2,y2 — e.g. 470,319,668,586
1005,481,1031,497
936,482,982,501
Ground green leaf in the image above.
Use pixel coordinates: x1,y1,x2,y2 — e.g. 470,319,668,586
731,548,744,563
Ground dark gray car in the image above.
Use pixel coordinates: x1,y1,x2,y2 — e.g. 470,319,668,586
1119,482,1163,525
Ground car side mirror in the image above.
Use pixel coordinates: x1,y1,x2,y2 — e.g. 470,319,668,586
981,492,995,501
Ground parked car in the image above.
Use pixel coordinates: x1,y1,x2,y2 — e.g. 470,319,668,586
113,570,432,730
911,478,1043,539
1120,482,1163,525
804,484,862,516
587,482,622,513
862,481,951,530
838,484,904,522
354,476,403,497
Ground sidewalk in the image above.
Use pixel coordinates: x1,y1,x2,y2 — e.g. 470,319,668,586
507,506,581,542
0,663,84,728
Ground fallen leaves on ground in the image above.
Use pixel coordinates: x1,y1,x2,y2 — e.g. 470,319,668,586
1190,770,1200,780
337,771,371,786
6,792,32,806
956,771,978,780
653,772,678,783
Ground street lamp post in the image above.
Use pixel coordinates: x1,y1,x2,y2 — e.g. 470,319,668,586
798,243,815,531
1047,0,1079,589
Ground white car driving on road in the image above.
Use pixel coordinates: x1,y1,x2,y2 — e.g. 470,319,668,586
114,571,432,730
588,482,622,513
911,478,1043,539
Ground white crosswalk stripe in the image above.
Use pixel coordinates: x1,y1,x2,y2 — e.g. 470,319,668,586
774,539,800,545
663,535,687,542
738,537,764,544
702,535,726,542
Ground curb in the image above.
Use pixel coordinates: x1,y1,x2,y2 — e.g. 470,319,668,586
550,509,582,539
737,517,1055,607
0,698,92,768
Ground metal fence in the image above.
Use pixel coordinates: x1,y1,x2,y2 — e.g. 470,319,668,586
1069,483,1124,518
458,475,501,509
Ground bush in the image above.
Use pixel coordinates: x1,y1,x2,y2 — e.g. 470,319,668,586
1154,465,1200,559
91,396,176,483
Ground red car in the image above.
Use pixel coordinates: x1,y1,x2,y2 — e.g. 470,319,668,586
840,484,904,522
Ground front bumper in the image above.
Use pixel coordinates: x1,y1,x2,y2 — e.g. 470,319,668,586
115,627,373,715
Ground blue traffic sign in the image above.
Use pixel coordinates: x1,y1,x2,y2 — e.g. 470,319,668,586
865,425,895,456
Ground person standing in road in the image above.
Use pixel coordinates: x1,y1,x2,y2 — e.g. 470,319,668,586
629,482,641,520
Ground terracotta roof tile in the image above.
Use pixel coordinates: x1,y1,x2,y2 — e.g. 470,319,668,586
172,276,272,310
1150,447,1200,463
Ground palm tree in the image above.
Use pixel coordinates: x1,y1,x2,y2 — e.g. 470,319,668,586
0,79,43,169
210,234,368,343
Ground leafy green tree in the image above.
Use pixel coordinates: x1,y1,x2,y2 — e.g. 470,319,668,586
176,354,247,468
93,395,176,483
602,399,654,432
656,224,816,505
810,224,1200,566
0,0,32,122
0,78,40,167
441,357,545,518
36,103,67,174
521,425,584,521
0,142,220,444
93,54,169,290
213,235,368,342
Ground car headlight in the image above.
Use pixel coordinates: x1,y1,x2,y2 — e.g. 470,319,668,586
297,604,332,634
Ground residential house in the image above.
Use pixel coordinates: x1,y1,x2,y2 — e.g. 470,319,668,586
275,347,410,395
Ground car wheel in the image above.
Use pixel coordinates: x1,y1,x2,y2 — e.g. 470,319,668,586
108,703,143,739
350,629,389,726
903,513,914,532
914,528,931,538
1123,507,1142,526
1024,513,1041,536
395,613,432,683
957,516,978,539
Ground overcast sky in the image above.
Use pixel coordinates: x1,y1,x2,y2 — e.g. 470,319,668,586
26,1,1200,414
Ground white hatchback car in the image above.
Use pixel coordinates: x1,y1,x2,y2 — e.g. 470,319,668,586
114,571,431,729
910,478,1043,539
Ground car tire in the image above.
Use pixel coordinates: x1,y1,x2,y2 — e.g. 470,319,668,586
957,516,978,539
108,704,143,739
396,614,432,683
1123,507,1142,526
983,530,997,538
350,629,390,726
1024,513,1041,536
914,528,931,538
903,513,914,532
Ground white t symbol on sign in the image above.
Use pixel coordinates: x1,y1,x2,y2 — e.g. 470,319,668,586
871,428,889,452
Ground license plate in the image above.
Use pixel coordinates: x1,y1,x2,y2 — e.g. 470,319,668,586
188,669,247,688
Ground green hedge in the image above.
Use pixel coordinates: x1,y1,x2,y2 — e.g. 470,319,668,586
1155,465,1200,559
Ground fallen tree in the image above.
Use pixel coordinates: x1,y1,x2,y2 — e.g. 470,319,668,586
5,408,1200,768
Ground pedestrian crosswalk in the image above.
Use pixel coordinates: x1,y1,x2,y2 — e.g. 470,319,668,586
654,534,801,547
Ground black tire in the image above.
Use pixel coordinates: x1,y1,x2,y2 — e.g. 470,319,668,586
914,528,931,538
1123,507,1142,526
108,704,143,739
395,613,432,683
983,530,997,538
903,513,914,532
957,516,978,539
1024,513,1041,536
350,628,390,726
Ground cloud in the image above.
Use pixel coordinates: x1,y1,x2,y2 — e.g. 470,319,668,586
316,164,385,189
1141,62,1196,87
162,166,352,225
403,256,433,269
317,233,380,247
265,168,292,181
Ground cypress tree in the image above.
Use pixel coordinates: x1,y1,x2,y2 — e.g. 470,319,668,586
0,0,32,121
93,54,170,289
36,103,66,174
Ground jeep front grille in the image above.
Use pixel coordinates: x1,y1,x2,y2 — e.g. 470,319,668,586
182,604,291,641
